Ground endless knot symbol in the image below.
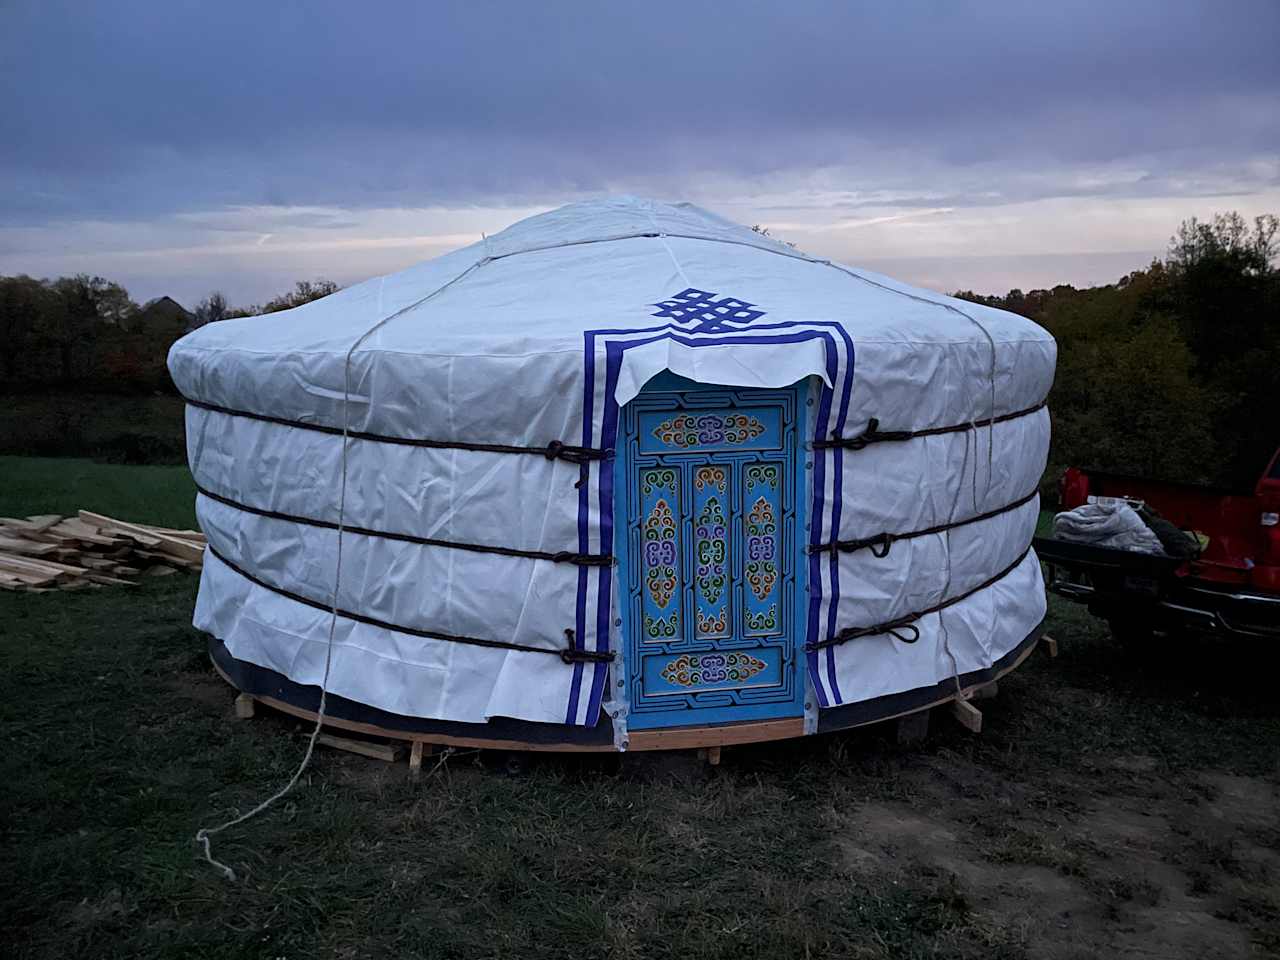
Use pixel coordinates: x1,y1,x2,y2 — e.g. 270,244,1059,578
651,287,766,332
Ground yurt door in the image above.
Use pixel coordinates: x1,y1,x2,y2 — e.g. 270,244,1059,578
618,375,807,730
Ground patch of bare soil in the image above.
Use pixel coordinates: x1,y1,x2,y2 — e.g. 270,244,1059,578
829,758,1275,958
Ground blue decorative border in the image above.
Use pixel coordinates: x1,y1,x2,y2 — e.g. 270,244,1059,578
565,319,855,725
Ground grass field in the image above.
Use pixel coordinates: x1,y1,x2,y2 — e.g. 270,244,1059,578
2,456,1278,958
0,455,197,530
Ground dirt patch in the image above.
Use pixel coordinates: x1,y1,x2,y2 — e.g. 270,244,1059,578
830,777,1264,959
1200,772,1280,831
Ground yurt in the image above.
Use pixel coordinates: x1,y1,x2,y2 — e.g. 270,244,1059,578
169,197,1056,753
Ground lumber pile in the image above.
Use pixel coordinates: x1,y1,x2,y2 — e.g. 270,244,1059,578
0,511,205,592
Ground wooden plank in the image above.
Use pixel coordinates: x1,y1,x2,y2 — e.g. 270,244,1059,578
0,553,90,576
0,570,49,586
46,521,125,546
83,573,137,586
142,565,178,577
0,517,57,535
627,717,805,751
949,698,983,734
0,537,60,557
1041,634,1059,658
0,567,53,586
23,515,63,531
77,557,121,570
409,740,425,776
79,511,204,562
139,524,206,542
0,557,69,582
316,733,402,762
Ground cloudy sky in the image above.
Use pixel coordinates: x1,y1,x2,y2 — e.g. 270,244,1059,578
1,1,1277,308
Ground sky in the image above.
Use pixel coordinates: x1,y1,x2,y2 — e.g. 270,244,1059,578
1,1,1277,309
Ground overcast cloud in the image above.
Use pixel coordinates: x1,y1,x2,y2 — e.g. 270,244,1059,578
1,0,1277,306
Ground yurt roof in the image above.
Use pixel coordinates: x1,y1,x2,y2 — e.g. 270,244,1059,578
184,197,1042,350
171,195,1051,431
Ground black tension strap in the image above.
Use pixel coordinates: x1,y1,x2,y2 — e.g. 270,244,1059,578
813,399,1048,452
194,483,612,567
810,486,1040,558
206,544,614,664
805,543,1033,652
182,395,610,465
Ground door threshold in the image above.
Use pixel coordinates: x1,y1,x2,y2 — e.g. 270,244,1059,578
627,716,805,751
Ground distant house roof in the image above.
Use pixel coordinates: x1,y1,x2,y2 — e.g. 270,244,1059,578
133,295,192,333
141,295,191,317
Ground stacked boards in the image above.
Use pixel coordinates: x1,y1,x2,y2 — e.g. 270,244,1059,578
0,511,205,592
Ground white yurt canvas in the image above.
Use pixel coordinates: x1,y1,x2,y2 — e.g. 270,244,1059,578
169,197,1055,750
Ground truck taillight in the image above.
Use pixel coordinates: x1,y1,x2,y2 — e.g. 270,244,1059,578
1263,512,1279,527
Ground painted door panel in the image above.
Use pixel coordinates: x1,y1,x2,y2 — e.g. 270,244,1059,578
618,375,806,730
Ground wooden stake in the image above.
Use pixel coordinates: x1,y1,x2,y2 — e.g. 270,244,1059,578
409,740,424,777
1041,634,1059,658
706,745,722,766
949,698,983,733
234,693,255,719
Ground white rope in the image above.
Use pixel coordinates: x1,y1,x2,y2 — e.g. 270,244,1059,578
935,416,974,698
194,261,488,881
645,207,694,291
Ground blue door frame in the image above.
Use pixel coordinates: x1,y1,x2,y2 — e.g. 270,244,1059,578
615,373,808,730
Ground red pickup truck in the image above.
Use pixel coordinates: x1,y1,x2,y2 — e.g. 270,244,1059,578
1033,446,1280,642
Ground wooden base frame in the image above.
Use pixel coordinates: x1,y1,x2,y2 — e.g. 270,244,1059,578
209,621,1047,755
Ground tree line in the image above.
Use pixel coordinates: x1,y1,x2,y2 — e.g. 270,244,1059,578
2,212,1276,491
955,212,1278,490
0,278,340,393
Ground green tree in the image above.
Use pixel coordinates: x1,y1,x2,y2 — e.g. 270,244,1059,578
959,210,1279,493
257,279,341,315
1163,213,1279,484
0,275,56,384
192,291,230,329
40,275,136,383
